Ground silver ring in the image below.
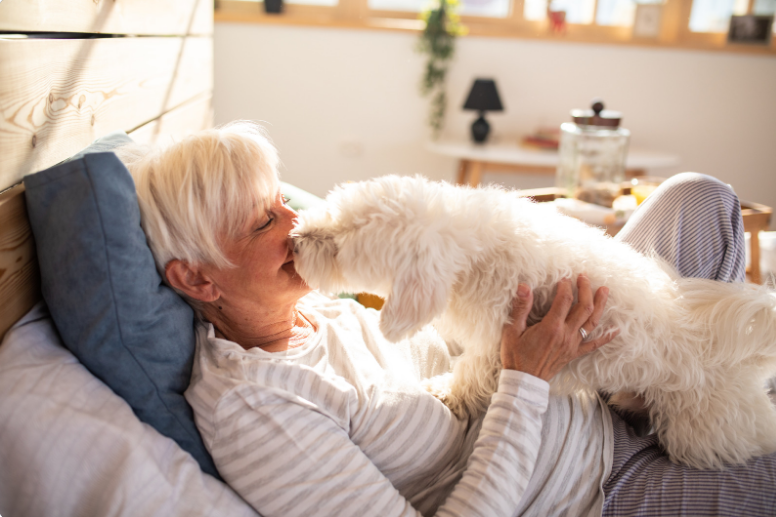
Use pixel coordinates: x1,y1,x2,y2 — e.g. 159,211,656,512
579,327,588,341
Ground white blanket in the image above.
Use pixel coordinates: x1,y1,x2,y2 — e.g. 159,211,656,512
0,302,258,517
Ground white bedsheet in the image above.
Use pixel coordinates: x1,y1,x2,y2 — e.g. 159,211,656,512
0,302,259,517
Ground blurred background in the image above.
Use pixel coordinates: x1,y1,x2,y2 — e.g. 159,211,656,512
213,0,776,225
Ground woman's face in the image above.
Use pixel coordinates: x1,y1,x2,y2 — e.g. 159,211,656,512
206,190,312,310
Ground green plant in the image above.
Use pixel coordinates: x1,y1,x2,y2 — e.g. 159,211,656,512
417,0,465,137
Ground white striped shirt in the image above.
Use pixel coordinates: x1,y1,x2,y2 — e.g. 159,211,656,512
185,292,612,517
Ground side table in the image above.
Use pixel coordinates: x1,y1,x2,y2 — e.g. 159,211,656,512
427,140,681,187
518,187,773,285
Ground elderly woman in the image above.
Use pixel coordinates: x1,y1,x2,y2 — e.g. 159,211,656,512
126,122,775,517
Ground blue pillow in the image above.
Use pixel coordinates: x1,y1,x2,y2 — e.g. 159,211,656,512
24,152,220,480
64,130,135,162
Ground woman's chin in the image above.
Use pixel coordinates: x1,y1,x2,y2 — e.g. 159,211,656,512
282,260,297,276
283,260,312,291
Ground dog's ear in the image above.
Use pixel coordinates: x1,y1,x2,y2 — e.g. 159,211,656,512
379,237,459,343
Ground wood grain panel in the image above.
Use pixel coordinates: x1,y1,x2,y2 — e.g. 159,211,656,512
0,0,212,36
0,184,40,341
0,93,215,342
130,94,214,147
0,36,213,190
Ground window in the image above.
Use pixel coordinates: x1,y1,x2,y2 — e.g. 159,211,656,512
458,0,511,18
689,0,775,32
229,0,338,5
596,0,640,27
215,0,776,54
690,0,747,32
754,0,776,34
545,0,596,25
754,0,776,14
595,0,664,27
368,0,510,17
524,0,665,26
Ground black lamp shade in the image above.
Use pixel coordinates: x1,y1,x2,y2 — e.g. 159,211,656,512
264,0,283,13
463,79,503,112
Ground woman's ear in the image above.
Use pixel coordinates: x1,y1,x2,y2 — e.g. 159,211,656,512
165,260,220,303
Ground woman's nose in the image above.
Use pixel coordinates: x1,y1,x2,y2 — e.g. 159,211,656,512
284,206,299,252
282,201,298,218
280,203,297,226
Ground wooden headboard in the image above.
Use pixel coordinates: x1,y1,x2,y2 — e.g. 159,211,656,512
0,0,214,338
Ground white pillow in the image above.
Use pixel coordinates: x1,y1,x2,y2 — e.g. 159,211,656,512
0,303,259,517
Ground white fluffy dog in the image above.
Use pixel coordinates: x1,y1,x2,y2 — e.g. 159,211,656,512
290,175,776,470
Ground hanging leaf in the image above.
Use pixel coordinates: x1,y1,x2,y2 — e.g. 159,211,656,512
417,0,466,138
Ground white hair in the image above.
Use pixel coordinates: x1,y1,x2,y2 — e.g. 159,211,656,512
120,121,280,272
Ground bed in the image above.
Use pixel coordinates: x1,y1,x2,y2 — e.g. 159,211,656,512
1,3,774,516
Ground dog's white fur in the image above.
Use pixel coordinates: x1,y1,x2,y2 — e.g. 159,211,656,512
291,175,776,470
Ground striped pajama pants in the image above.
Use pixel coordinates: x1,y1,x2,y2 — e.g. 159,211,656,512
602,172,776,516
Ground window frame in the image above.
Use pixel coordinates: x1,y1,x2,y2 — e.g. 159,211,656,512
215,0,776,55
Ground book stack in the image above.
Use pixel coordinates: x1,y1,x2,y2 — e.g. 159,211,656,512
520,127,560,150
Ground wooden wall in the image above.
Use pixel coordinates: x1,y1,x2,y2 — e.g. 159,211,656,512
0,0,214,338
0,0,213,36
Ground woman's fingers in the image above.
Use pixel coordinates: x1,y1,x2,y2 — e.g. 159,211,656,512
501,275,616,380
578,285,610,340
500,284,534,371
504,284,533,339
566,274,595,330
587,285,609,330
511,284,533,319
577,328,620,357
545,278,574,323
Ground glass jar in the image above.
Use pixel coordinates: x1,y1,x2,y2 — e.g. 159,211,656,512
555,100,630,208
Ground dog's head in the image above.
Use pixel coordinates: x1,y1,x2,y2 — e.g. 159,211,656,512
292,176,465,342
290,204,349,295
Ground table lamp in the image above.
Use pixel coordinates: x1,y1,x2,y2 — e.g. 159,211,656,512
463,78,503,144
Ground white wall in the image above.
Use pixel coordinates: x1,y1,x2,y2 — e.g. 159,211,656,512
214,23,776,225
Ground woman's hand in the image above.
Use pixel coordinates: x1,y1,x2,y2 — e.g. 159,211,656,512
500,275,618,382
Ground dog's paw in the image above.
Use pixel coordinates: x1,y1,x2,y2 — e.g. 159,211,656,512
422,374,467,419
422,373,452,401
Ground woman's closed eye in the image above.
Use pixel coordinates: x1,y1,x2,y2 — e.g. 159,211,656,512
253,195,290,233
255,214,273,232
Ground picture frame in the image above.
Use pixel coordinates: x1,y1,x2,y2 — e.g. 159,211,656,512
633,4,664,39
727,15,774,45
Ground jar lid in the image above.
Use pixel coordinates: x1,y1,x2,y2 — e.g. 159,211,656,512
571,99,622,128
